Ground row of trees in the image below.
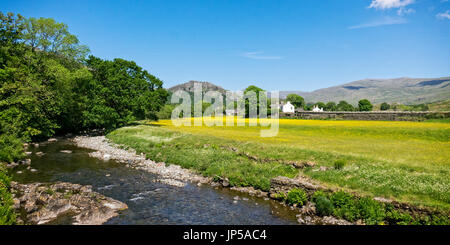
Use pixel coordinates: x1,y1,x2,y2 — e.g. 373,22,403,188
285,94,374,112
0,12,168,163
380,102,429,111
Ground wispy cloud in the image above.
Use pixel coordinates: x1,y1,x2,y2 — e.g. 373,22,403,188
369,0,414,9
241,51,282,60
397,8,415,15
349,16,408,29
369,0,415,16
437,10,450,19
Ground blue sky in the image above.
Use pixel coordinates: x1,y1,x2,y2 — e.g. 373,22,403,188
2,0,450,91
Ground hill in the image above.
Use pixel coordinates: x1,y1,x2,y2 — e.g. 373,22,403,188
168,81,227,95
169,77,450,105
280,77,450,105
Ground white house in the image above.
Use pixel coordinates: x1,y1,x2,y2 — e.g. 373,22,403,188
282,101,295,113
312,105,324,112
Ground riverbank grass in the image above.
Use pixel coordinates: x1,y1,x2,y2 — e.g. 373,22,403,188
106,117,450,211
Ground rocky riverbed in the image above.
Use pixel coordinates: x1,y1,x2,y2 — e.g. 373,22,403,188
72,135,356,225
11,181,128,225
74,136,213,187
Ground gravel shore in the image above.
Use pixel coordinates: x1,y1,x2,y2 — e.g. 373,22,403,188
73,136,211,187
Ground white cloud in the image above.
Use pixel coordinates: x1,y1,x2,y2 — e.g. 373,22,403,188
349,16,408,29
436,10,450,19
397,8,415,15
369,0,414,9
241,51,282,60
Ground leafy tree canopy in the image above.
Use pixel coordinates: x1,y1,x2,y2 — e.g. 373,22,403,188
286,94,305,109
23,16,90,60
337,101,355,111
380,102,390,111
358,99,373,111
325,102,337,111
243,85,270,118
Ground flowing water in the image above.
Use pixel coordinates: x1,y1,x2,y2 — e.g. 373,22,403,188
10,139,299,225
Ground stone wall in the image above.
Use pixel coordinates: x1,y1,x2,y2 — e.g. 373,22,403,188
280,111,450,121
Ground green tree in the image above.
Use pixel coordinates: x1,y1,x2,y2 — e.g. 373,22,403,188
337,101,354,111
286,94,305,109
243,85,270,118
0,12,169,161
83,56,168,129
315,102,326,110
304,103,314,111
23,17,89,60
380,102,390,111
358,99,373,111
325,102,337,111
0,12,24,44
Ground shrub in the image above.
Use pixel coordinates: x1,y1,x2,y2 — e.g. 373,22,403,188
330,191,360,221
0,165,16,225
273,192,287,201
380,102,390,111
357,197,386,225
156,104,176,120
358,99,373,111
334,159,347,170
386,210,413,225
0,134,24,163
286,188,308,206
429,214,450,225
314,196,334,216
311,190,328,202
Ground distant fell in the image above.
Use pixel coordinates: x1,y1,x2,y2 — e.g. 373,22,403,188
168,80,227,95
280,77,450,105
169,77,450,105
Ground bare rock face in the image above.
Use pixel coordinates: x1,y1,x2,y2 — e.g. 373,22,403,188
11,181,127,225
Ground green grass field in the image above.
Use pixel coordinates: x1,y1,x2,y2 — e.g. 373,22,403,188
107,117,450,211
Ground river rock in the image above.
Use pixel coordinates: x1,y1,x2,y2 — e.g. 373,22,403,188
11,181,128,225
300,202,316,215
60,150,73,154
19,159,31,165
48,138,58,142
230,186,268,197
36,152,45,156
73,136,211,185
6,162,19,168
321,216,352,225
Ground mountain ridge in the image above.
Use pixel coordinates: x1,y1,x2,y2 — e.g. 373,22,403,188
169,77,450,105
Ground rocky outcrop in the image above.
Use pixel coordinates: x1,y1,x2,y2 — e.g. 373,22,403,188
168,80,227,95
11,181,127,225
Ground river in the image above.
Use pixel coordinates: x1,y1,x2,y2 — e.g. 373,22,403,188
10,139,299,225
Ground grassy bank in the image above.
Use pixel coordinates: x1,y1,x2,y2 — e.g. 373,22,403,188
0,165,16,225
107,117,450,212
